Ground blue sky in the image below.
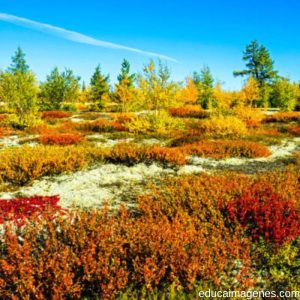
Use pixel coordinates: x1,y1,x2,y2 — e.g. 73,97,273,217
0,0,300,89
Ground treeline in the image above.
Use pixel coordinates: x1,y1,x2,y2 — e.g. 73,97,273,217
0,40,299,127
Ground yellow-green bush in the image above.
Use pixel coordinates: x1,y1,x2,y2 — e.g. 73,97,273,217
190,115,248,137
0,145,89,186
125,110,184,135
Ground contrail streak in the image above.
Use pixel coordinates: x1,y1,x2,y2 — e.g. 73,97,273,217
0,12,178,63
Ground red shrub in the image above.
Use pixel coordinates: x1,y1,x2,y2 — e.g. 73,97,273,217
223,183,300,245
288,125,300,136
39,133,83,145
168,106,209,118
42,111,72,120
0,195,63,226
80,119,127,133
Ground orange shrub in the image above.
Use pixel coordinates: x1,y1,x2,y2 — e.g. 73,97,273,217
107,144,187,166
263,112,300,123
182,140,271,159
80,119,127,133
38,133,83,146
0,195,251,299
168,105,209,118
41,111,72,120
0,114,8,123
1,168,299,298
288,125,300,136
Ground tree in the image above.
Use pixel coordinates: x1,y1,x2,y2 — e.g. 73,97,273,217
270,77,297,111
39,67,80,110
8,47,29,74
114,59,136,112
0,48,38,127
117,59,135,86
90,65,110,110
179,77,198,104
234,40,277,86
193,66,215,109
137,60,179,111
239,76,261,107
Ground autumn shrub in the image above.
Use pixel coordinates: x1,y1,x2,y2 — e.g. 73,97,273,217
0,198,251,299
233,106,264,128
1,168,299,298
0,195,63,226
288,125,300,136
182,140,271,159
38,133,83,145
263,112,300,123
168,105,209,119
252,237,300,293
0,114,8,123
107,143,187,166
222,182,300,245
190,115,248,137
80,118,127,133
0,145,89,186
41,111,71,120
125,110,184,135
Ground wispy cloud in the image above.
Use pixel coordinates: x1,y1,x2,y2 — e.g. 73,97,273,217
0,12,178,63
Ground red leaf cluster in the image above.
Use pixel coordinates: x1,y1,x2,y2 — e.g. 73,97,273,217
0,195,63,226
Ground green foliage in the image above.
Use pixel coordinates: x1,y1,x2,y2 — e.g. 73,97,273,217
117,59,135,86
0,48,38,128
253,238,300,294
90,65,110,110
8,47,29,74
193,66,215,109
270,77,297,111
39,67,80,110
234,40,278,86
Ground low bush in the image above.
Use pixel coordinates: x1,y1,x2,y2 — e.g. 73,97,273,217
41,111,72,120
107,144,187,166
168,105,209,119
182,140,271,159
80,119,127,133
263,112,300,123
190,115,248,137
222,182,300,245
288,125,300,136
125,110,184,135
0,168,299,298
0,145,89,186
0,195,63,226
38,133,83,146
233,107,264,128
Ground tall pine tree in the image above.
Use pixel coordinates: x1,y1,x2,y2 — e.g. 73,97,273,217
90,65,110,110
8,47,29,74
234,40,277,86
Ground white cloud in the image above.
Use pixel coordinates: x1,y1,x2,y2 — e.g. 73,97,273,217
0,12,178,63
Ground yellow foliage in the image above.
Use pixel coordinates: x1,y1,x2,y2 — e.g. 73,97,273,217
191,115,248,137
239,77,260,106
179,77,199,105
125,110,184,135
233,106,264,128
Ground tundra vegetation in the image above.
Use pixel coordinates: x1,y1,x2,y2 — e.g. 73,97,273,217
0,42,299,299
